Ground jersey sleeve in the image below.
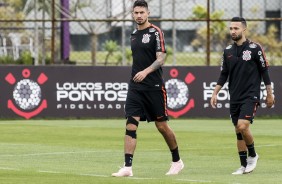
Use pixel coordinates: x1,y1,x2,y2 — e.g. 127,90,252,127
155,30,166,52
217,52,229,86
255,44,269,71
255,44,271,85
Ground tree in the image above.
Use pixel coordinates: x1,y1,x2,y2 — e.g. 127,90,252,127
21,0,155,66
103,40,119,65
248,24,282,65
22,0,55,65
23,0,51,14
0,0,25,35
0,0,25,60
190,5,227,52
67,0,135,66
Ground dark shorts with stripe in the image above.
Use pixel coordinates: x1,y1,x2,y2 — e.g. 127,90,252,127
230,101,259,125
125,88,169,122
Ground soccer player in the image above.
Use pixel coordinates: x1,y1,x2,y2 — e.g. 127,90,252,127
112,0,184,177
210,17,275,175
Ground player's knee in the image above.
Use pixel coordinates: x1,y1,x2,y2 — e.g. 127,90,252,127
125,129,137,139
126,116,139,127
236,125,247,133
236,133,243,140
236,122,249,133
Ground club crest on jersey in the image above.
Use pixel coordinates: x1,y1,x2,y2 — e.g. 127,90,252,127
242,50,252,61
142,34,151,43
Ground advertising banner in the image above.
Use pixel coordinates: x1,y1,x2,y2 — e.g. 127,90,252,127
0,66,280,119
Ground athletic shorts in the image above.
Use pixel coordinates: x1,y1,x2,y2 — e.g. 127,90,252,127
230,101,259,125
125,88,169,122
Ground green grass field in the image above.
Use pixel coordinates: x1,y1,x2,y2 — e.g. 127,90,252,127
0,119,281,184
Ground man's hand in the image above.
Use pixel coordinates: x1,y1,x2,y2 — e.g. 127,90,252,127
266,94,275,108
210,94,217,108
133,70,148,82
210,85,222,109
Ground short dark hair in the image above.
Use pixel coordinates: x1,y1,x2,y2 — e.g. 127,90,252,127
231,17,247,27
133,0,148,9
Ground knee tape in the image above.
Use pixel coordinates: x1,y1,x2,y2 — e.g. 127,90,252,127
236,133,243,140
126,116,139,127
126,129,137,139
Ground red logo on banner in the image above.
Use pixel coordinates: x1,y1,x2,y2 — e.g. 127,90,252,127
5,69,48,119
165,68,195,118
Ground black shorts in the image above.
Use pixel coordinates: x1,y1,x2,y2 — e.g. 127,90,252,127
125,88,169,122
230,101,259,125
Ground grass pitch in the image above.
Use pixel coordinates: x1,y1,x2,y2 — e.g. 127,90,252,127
0,119,281,184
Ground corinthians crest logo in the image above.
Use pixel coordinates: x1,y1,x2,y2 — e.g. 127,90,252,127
165,68,195,118
242,50,252,61
5,69,48,119
142,34,151,43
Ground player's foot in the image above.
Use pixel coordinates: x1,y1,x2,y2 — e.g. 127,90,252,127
166,159,184,175
231,166,246,175
244,154,259,173
112,166,133,177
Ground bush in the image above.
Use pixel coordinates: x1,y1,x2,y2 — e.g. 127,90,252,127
16,51,33,65
0,55,15,64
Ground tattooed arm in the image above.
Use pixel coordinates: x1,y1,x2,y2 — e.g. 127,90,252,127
133,52,166,82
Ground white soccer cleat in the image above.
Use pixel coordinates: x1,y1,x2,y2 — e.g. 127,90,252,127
166,159,184,175
244,154,259,173
232,166,246,175
112,166,133,177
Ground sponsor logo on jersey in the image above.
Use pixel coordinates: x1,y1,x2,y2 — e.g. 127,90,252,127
226,45,232,49
155,32,161,50
149,28,156,32
131,37,136,42
142,34,151,43
260,56,265,67
242,50,252,61
249,43,257,48
220,56,224,71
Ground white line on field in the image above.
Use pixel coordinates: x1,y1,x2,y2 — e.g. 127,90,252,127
128,177,213,183
128,177,159,180
0,168,213,183
38,170,62,174
256,144,281,147
0,150,115,157
78,173,110,178
39,170,110,177
149,144,282,151
39,170,110,178
0,167,19,171
1,144,280,157
38,170,213,183
176,179,213,183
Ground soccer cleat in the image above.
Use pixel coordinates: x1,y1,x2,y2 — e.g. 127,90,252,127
165,159,184,175
112,166,133,177
244,154,259,173
232,166,246,175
